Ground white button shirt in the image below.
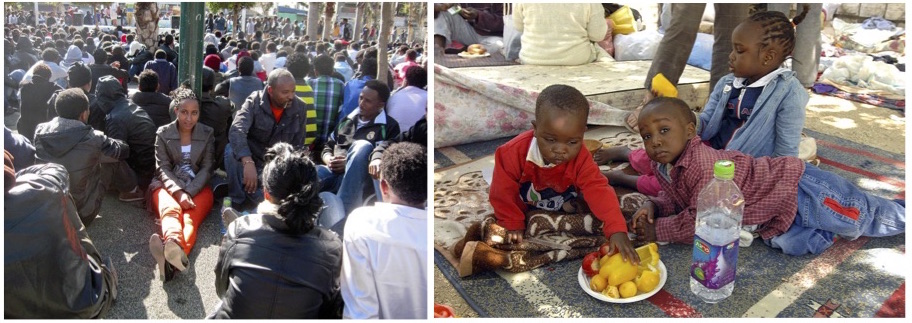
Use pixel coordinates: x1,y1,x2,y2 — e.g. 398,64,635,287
341,202,428,319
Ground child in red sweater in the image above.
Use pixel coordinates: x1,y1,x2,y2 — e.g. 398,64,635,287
453,84,638,277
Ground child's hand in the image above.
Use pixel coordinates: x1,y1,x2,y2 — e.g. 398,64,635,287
609,232,639,265
506,230,524,244
634,217,657,242
631,200,655,231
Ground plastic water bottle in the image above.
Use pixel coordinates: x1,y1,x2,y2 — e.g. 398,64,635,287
220,197,232,234
690,160,744,303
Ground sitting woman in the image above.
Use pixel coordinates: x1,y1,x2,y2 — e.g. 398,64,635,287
148,87,216,281
210,142,345,319
514,3,612,66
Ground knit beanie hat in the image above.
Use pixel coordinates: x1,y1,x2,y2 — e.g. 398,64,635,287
68,61,92,88
204,54,222,71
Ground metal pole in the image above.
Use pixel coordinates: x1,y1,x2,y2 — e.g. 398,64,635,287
178,2,204,98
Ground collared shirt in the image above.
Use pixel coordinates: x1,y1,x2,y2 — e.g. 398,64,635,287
650,137,805,243
386,86,427,134
341,202,427,319
307,75,345,146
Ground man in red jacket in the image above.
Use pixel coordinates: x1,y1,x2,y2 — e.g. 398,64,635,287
453,84,638,277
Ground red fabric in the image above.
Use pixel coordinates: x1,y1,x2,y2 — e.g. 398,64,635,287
490,130,628,237
153,186,214,254
650,137,806,243
270,102,284,123
256,71,267,82
823,197,860,221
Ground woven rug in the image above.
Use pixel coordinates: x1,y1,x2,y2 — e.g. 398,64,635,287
434,126,906,318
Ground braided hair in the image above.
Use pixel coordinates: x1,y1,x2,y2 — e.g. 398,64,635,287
169,87,198,113
748,5,810,58
262,143,323,235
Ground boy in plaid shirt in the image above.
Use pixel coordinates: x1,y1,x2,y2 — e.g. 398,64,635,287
631,97,904,255
308,54,345,156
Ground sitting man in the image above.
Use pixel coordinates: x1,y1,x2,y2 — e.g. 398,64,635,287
226,69,308,210
433,3,504,54
341,142,427,319
130,69,173,128
94,75,157,201
4,151,118,318
142,50,178,95
34,88,131,226
319,80,400,215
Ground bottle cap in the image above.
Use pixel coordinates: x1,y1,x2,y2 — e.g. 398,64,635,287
223,197,232,206
714,160,735,180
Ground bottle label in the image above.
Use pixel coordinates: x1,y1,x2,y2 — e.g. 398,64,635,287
691,235,739,289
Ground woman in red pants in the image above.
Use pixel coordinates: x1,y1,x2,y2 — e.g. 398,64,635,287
148,87,216,281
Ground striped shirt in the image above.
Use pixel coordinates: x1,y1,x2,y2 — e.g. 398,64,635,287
307,75,345,149
294,81,318,149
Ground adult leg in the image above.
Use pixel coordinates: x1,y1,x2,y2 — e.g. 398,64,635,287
317,191,346,229
152,187,184,247
769,3,822,87
644,3,705,90
433,11,484,48
317,164,342,193
711,4,750,89
181,186,214,254
336,140,374,214
372,178,383,203
223,145,263,207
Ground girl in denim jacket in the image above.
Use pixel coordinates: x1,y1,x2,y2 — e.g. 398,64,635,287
599,7,811,196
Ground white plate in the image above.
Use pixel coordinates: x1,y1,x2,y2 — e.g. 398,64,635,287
457,52,491,58
577,259,667,303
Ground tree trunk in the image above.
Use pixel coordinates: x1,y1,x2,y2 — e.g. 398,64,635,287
321,2,335,41
353,3,363,42
134,3,160,52
307,2,320,40
377,2,393,87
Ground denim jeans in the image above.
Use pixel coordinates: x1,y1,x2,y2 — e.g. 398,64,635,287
317,192,346,229
317,140,374,215
767,163,906,255
224,145,264,207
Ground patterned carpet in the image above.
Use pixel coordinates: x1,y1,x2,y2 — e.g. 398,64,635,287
434,126,906,318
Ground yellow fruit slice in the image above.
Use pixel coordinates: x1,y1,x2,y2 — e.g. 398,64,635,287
607,261,638,286
599,254,611,267
619,281,638,298
635,265,660,293
602,285,620,299
635,242,660,267
589,274,608,293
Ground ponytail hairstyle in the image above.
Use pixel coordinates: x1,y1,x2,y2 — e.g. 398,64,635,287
748,4,810,59
262,142,323,235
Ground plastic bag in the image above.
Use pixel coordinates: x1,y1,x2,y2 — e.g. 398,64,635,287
501,14,522,60
613,30,663,61
687,32,714,70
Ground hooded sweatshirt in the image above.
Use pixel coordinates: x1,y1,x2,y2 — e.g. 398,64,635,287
33,117,129,224
60,45,83,69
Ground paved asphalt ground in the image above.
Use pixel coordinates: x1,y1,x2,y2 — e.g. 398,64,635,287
6,84,226,319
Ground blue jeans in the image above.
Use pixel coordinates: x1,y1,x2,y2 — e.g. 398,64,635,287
317,140,374,214
317,192,346,229
767,163,905,255
224,145,264,207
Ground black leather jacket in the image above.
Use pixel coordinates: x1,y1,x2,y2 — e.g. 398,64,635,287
4,163,118,318
211,204,343,319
